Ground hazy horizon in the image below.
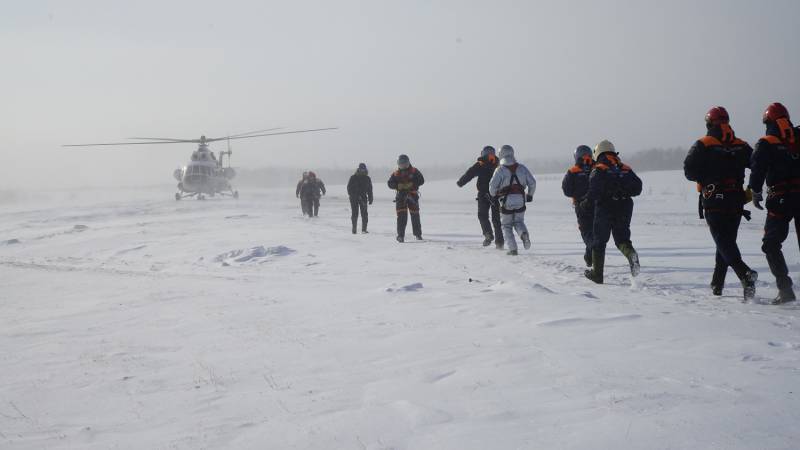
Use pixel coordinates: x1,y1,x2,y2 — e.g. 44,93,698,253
3,0,799,189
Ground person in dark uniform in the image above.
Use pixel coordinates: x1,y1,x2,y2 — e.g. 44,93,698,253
347,163,373,234
296,171,309,215
749,102,800,304
684,106,757,300
299,171,325,217
388,154,424,242
457,146,504,249
581,140,642,284
562,145,595,267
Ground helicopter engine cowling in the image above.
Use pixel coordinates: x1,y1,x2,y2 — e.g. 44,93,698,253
173,168,183,181
223,167,236,180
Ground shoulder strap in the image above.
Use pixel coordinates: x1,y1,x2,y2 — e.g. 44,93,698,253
762,135,782,145
700,136,722,147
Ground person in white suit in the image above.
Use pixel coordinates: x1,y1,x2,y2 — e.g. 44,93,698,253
489,145,537,255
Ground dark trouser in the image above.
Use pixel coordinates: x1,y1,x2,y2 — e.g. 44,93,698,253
350,196,368,231
762,209,800,290
576,206,594,258
300,196,312,216
301,195,319,216
396,192,421,238
592,199,633,251
477,194,503,244
705,211,750,286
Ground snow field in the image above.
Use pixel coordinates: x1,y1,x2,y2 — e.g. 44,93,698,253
1,170,799,449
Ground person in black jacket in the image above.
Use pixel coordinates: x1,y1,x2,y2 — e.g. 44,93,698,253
296,171,309,215
347,163,373,234
457,146,504,249
562,145,595,266
749,102,800,304
580,140,642,284
299,171,326,217
388,154,425,242
684,106,757,300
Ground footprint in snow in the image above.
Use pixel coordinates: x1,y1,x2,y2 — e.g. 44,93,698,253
1,238,21,245
386,282,424,293
215,246,295,265
537,314,643,327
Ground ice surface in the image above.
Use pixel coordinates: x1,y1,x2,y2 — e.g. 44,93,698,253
1,171,799,449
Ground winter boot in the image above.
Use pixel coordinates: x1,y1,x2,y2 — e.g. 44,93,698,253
740,270,758,302
584,249,605,284
583,247,592,267
521,232,531,250
415,235,423,240
772,287,797,305
352,225,357,235
397,235,404,243
618,242,640,277
496,241,504,250
507,249,518,256
711,285,723,296
483,233,493,247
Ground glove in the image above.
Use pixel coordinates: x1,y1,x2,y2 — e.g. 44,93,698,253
456,180,464,187
752,190,764,210
368,198,373,205
744,187,753,203
526,194,533,203
578,199,591,213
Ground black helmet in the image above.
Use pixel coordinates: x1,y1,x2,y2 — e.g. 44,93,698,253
574,145,592,164
357,162,368,174
480,146,496,158
397,154,410,169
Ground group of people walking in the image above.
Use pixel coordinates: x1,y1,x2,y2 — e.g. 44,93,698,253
291,102,799,305
683,102,800,305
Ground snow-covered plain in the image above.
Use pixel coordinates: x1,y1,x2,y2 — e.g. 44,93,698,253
2,170,800,449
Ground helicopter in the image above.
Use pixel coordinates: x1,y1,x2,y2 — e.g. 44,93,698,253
63,127,337,200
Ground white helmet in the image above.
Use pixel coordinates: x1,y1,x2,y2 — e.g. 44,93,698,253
593,140,616,161
498,145,515,164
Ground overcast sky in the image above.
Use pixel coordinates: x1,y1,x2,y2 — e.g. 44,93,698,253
2,0,799,188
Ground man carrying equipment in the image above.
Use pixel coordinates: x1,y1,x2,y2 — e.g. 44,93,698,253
457,146,504,249
684,106,757,300
581,140,642,284
562,145,595,267
488,145,537,256
347,163,373,234
749,102,800,304
388,154,425,242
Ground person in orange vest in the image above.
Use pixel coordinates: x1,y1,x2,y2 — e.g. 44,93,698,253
580,140,642,284
684,107,757,300
562,145,595,267
388,154,425,242
749,102,800,304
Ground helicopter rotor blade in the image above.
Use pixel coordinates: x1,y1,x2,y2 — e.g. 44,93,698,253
62,140,192,147
217,127,283,140
207,127,338,143
126,137,199,143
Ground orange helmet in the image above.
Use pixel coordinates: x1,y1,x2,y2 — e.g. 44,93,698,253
763,102,790,123
705,106,730,125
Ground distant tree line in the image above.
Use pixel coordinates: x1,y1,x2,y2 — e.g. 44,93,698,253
235,147,689,188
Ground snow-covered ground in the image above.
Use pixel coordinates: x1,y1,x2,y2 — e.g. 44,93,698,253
2,170,799,449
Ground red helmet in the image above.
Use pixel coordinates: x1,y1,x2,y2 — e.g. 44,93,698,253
705,106,729,125
763,102,790,123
